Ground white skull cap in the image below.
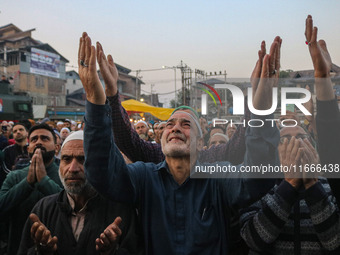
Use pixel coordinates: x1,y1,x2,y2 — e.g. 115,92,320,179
61,130,84,150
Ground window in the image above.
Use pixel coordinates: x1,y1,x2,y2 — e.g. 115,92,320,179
21,54,26,62
15,103,30,112
8,54,19,65
35,76,44,88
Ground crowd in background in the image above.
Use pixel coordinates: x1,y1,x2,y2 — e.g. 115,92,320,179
0,15,339,255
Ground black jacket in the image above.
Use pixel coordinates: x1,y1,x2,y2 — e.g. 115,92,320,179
18,190,143,255
2,143,28,171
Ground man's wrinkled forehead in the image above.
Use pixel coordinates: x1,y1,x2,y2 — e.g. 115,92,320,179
167,116,190,124
168,111,203,137
169,111,194,122
61,140,84,155
136,123,146,128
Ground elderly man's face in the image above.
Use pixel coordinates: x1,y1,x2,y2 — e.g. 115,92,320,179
59,140,86,194
135,122,148,136
60,129,70,140
161,112,202,157
57,123,63,131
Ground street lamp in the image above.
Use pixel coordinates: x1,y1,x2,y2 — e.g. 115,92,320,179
162,66,177,107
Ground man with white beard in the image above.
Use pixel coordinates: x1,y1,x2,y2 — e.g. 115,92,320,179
18,131,142,255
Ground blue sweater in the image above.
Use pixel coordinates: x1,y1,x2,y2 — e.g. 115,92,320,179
84,100,279,255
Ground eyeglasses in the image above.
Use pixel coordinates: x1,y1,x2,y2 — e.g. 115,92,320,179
279,134,311,144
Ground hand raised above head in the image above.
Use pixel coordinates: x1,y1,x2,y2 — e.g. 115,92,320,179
305,15,332,78
250,40,266,98
96,42,119,97
304,15,335,101
78,32,106,105
252,36,282,111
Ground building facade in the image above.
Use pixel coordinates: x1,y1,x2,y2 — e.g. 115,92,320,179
0,23,69,109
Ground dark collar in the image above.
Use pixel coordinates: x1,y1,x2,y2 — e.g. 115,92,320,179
56,190,99,214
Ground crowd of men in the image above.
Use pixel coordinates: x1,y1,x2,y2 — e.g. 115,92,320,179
0,15,339,254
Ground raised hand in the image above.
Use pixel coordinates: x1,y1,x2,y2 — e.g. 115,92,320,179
29,213,58,254
305,15,334,101
252,36,282,111
250,40,266,98
305,15,332,78
96,42,119,97
78,32,106,105
95,217,122,254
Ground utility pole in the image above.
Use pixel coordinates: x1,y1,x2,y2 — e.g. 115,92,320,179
135,70,141,100
224,71,228,116
195,69,206,110
180,61,185,105
4,45,7,75
174,68,177,107
150,84,154,105
178,60,192,105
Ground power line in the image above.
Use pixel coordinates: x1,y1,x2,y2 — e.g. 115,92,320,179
141,88,181,95
142,78,182,84
131,68,169,72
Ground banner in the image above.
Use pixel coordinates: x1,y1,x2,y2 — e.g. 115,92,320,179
30,48,60,78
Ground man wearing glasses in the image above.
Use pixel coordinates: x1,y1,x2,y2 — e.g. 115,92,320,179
240,124,340,254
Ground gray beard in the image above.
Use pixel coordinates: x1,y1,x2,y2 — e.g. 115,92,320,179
59,174,96,196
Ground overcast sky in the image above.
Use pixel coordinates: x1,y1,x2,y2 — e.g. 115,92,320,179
1,0,340,106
